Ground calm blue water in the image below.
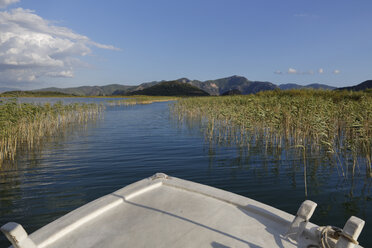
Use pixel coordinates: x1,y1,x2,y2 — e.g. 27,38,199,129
0,99,371,247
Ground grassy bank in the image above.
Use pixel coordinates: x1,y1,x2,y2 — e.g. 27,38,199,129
172,89,371,177
107,96,179,106
0,91,76,97
0,99,103,165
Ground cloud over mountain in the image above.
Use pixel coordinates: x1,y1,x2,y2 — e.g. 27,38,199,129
0,8,119,86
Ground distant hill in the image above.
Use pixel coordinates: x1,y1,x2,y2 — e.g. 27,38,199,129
132,80,163,91
336,80,372,91
0,91,73,97
28,76,372,97
0,87,19,93
189,75,278,95
127,81,210,96
307,84,336,90
279,84,303,90
36,84,136,96
279,83,335,90
64,76,277,96
112,81,162,95
221,89,242,96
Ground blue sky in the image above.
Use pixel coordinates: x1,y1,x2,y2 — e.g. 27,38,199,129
0,0,371,89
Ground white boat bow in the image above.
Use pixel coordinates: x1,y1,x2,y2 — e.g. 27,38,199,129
1,173,365,248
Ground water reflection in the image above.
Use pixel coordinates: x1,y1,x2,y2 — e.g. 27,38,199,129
174,111,371,178
0,116,102,247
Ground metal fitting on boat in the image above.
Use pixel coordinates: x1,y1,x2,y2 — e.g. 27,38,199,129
151,172,169,180
286,200,317,241
317,216,365,248
1,222,36,248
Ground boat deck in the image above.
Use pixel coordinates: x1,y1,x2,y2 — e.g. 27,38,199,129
25,174,319,248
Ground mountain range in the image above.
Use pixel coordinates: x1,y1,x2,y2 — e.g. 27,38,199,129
2,76,371,96
0,87,19,93
278,83,336,90
126,81,209,96
336,80,372,91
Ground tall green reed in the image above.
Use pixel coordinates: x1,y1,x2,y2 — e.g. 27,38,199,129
0,99,103,166
172,89,372,179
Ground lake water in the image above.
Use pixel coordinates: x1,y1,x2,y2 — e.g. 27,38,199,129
0,98,371,247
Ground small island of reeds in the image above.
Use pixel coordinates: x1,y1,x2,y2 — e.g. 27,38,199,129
106,96,179,106
172,89,372,178
0,99,103,165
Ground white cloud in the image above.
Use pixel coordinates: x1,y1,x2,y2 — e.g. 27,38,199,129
0,0,19,8
46,70,74,78
0,8,120,86
277,67,337,76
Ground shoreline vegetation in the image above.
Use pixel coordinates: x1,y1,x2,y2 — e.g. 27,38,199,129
0,91,76,97
106,96,179,106
172,89,372,179
0,91,129,98
0,99,103,166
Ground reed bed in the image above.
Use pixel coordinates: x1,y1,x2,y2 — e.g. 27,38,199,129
0,99,104,165
172,89,372,178
107,96,179,106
